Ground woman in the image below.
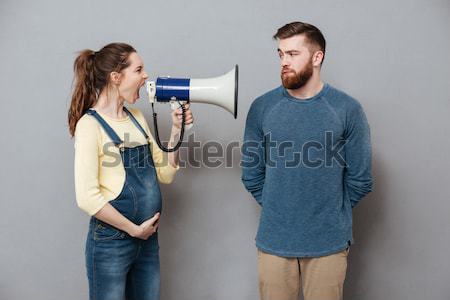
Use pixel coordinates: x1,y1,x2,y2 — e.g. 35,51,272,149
68,42,193,300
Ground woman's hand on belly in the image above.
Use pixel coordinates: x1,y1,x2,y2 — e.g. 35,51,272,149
130,212,161,240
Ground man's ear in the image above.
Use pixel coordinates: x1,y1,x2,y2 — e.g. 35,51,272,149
312,50,324,67
110,71,122,85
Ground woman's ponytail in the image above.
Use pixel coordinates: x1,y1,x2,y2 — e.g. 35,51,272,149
68,49,97,137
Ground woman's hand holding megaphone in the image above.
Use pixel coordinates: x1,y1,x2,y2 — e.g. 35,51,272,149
171,103,194,130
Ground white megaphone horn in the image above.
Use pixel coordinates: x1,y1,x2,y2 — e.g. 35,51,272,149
145,65,239,152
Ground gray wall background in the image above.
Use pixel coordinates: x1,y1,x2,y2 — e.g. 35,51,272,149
1,0,449,299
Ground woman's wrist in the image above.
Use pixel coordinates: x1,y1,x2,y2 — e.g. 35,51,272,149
171,125,181,134
126,223,141,237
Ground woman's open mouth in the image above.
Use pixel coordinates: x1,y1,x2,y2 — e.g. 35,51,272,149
136,82,146,100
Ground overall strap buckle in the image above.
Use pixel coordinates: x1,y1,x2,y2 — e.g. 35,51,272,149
116,142,125,152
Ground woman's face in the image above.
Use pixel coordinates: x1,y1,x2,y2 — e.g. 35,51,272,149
117,52,148,104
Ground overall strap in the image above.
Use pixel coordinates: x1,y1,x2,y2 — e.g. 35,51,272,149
123,107,149,140
85,109,123,146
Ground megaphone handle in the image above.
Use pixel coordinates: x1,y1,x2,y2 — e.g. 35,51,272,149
170,100,193,130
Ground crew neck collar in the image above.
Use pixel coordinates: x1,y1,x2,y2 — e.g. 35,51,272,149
282,83,329,104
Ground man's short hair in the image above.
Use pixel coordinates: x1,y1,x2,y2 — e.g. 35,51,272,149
274,21,326,62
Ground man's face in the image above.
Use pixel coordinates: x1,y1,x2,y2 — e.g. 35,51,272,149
277,35,315,89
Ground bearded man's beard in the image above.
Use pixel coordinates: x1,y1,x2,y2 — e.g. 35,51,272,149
281,61,313,89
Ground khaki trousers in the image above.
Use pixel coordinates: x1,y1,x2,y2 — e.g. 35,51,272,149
258,248,349,300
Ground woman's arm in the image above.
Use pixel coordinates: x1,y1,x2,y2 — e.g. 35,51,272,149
94,204,159,239
167,104,194,168
140,105,193,184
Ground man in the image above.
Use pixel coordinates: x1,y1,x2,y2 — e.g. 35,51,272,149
241,22,372,300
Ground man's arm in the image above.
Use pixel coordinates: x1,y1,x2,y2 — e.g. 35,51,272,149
344,103,373,208
241,101,266,206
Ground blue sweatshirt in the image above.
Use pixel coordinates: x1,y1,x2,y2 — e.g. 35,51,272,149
241,83,372,257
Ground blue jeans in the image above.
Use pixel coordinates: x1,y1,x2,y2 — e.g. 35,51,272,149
85,219,160,300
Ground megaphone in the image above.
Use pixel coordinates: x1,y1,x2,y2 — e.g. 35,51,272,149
146,65,239,152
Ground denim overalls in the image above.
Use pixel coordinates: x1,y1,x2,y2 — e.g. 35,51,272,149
85,107,162,300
